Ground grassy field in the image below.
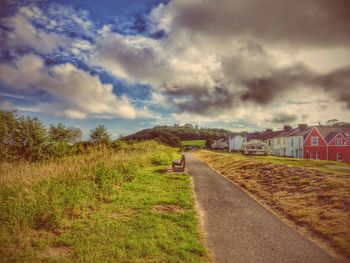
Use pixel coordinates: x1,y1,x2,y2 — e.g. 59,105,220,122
181,140,206,148
0,141,210,262
194,150,350,260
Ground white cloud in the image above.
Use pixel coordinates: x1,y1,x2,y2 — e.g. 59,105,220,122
0,54,139,119
3,6,67,54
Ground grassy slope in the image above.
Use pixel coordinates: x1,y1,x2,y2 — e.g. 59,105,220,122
0,142,209,262
181,140,206,148
195,150,350,260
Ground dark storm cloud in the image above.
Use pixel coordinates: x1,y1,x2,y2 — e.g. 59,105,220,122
165,85,237,115
240,64,350,109
316,66,350,109
173,0,350,48
269,113,298,124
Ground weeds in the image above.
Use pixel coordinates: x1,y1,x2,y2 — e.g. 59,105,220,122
0,141,209,262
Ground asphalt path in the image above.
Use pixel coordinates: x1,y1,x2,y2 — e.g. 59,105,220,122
186,153,339,263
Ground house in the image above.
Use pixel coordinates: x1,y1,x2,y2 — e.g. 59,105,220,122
327,131,350,163
228,134,246,152
257,129,282,155
211,138,229,150
284,124,311,158
304,126,350,163
273,125,295,156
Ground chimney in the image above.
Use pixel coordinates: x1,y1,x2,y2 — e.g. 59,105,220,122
266,128,273,132
298,124,308,129
283,124,292,131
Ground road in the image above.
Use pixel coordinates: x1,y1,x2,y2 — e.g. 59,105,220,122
186,153,339,263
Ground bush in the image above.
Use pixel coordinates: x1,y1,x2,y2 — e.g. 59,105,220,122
151,152,172,165
44,141,72,159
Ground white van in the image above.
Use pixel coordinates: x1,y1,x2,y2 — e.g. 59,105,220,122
241,141,270,156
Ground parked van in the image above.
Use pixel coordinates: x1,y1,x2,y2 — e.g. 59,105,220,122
241,141,270,156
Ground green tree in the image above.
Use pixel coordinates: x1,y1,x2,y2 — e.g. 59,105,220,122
205,138,213,148
168,136,181,147
14,116,47,161
49,123,82,144
0,111,18,161
89,125,111,145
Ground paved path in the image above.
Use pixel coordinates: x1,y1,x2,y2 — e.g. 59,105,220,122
186,153,339,263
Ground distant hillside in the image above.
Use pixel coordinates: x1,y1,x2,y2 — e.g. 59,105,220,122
123,124,232,147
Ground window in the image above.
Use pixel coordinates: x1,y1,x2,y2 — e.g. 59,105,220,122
316,152,320,160
336,138,342,145
299,138,302,146
337,153,343,162
311,136,318,145
291,139,294,146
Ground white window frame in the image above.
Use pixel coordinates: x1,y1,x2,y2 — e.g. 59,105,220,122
316,152,320,160
311,136,318,146
336,138,342,145
336,152,343,162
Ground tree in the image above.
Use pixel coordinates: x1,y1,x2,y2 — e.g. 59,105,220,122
89,125,111,145
326,119,338,126
49,123,82,144
205,138,213,148
168,136,181,147
0,111,48,161
0,111,18,161
14,116,47,161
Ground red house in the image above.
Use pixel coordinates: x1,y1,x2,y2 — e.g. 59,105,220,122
304,127,350,164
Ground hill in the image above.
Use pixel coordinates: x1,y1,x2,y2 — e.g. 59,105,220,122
123,124,232,147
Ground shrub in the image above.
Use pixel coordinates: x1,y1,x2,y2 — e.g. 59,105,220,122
151,152,171,165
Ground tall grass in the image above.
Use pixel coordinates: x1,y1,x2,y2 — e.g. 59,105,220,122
0,141,179,260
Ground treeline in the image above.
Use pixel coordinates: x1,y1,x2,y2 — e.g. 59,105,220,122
0,111,121,162
123,125,231,146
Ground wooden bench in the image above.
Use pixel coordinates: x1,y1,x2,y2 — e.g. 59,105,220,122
172,154,185,172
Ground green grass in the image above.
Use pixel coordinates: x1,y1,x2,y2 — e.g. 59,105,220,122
0,141,209,262
181,140,206,148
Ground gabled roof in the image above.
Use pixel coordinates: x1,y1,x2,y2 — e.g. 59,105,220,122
311,126,350,144
343,131,350,143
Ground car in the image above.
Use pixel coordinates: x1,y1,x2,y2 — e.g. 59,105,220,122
241,141,270,156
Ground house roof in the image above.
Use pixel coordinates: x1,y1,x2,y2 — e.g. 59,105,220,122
275,128,298,138
314,126,350,144
246,130,282,140
286,127,312,139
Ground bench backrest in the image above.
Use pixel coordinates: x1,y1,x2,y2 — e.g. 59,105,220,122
180,154,185,165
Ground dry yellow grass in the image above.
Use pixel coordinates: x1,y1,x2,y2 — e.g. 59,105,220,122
194,150,350,260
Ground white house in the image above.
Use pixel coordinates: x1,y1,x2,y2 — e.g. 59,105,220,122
285,125,311,158
229,134,246,152
274,124,311,157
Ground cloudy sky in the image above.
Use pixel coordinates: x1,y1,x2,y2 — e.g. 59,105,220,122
1,0,350,137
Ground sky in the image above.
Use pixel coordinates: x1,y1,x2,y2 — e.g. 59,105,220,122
0,0,350,138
